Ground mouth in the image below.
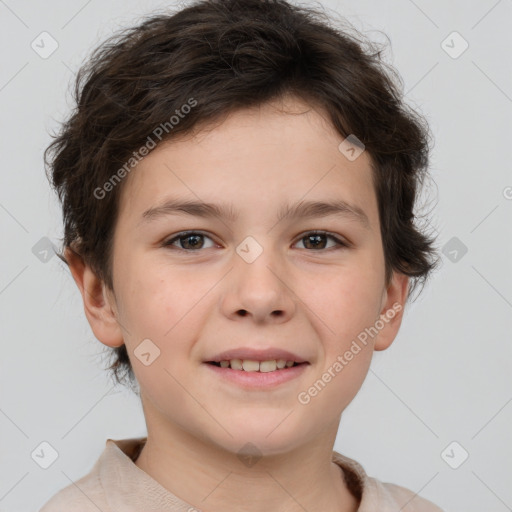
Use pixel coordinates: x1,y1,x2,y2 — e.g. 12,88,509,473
203,359,310,388
205,359,308,372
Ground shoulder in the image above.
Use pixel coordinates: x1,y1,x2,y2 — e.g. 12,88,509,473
368,477,445,512
332,450,444,512
39,437,148,512
39,467,107,512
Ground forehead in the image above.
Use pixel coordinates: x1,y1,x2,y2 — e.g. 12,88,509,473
117,96,378,229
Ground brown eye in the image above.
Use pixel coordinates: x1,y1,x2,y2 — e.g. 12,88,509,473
295,231,347,251
162,230,348,253
163,232,216,251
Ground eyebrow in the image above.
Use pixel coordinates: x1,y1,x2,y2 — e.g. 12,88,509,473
139,197,371,229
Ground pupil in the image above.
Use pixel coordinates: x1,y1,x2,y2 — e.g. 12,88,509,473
305,234,325,249
183,234,202,249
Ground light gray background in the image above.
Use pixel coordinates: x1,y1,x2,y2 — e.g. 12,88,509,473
1,0,511,511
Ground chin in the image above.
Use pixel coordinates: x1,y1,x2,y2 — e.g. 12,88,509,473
210,423,308,459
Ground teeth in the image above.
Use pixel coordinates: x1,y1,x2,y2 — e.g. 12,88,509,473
230,359,243,370
217,359,298,372
242,360,260,372
259,360,277,372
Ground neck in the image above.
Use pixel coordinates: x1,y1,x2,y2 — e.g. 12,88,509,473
134,419,360,512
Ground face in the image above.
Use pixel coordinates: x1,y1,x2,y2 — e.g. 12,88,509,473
76,95,408,457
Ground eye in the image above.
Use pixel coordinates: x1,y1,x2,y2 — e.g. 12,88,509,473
294,231,348,251
162,230,349,253
162,231,217,251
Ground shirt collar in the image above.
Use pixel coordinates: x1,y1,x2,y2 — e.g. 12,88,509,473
99,437,380,511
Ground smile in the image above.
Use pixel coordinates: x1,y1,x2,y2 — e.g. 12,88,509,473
204,360,310,389
207,359,304,372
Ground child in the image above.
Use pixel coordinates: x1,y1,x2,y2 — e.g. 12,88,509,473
40,0,443,510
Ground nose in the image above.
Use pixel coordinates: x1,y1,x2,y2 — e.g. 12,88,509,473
221,245,297,324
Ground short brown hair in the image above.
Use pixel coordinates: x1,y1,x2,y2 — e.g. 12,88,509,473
45,0,439,390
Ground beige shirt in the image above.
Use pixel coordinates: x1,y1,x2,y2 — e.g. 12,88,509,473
39,437,444,511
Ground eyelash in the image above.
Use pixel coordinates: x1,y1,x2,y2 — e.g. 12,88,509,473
162,230,349,253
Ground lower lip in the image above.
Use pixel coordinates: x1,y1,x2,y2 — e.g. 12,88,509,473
203,362,309,389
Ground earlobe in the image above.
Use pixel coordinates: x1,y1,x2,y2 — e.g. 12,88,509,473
64,247,125,348
373,272,409,351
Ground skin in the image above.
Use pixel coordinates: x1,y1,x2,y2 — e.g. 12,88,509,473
66,94,408,512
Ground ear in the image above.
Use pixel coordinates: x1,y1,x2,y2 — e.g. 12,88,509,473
64,247,125,348
373,271,409,351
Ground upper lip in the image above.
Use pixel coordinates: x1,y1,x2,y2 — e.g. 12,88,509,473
205,347,309,363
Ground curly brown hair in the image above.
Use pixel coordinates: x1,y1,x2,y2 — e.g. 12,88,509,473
44,0,439,391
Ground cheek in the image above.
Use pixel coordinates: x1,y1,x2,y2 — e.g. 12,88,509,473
113,262,181,350
297,333,373,418
118,264,211,368
303,265,383,342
